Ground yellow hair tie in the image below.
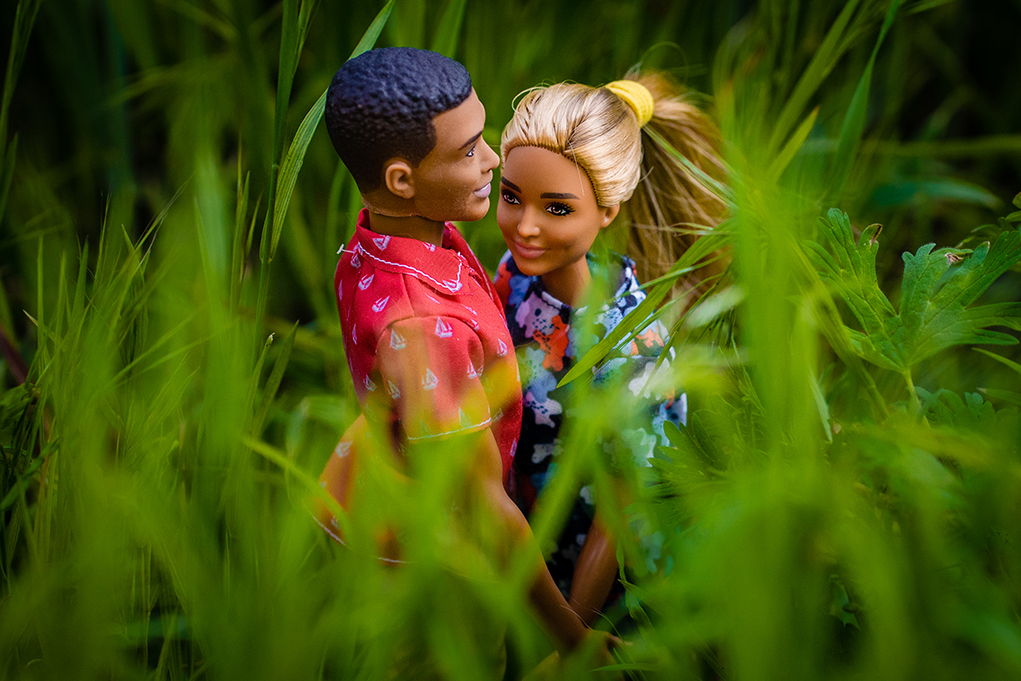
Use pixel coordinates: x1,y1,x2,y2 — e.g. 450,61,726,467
604,80,654,127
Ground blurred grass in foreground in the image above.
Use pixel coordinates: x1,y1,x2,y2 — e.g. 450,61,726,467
1,0,1020,679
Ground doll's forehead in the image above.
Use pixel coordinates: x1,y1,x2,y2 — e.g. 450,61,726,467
502,145,594,198
429,89,486,156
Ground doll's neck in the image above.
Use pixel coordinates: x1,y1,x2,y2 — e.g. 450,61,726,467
541,258,592,307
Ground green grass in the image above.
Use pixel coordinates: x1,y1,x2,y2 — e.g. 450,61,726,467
0,0,1020,679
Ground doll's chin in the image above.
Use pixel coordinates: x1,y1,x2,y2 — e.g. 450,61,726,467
441,197,490,223
510,259,545,277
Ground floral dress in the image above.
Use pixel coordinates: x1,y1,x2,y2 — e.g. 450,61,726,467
492,250,686,599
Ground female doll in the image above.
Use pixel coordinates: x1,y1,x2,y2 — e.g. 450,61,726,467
492,73,726,623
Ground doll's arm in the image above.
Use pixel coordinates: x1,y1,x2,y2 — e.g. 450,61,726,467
468,425,601,654
568,514,619,626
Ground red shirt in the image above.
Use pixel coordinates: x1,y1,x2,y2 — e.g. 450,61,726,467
335,209,521,478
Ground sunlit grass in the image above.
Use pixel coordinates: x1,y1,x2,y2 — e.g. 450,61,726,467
0,0,1019,679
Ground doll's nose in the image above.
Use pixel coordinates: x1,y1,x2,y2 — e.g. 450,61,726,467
517,210,540,237
481,142,499,171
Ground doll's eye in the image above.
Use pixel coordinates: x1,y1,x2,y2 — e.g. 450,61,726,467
546,202,574,216
501,190,520,205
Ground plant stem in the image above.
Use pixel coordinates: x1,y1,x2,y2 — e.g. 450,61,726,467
903,370,921,414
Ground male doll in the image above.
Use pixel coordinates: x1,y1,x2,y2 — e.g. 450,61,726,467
315,47,602,657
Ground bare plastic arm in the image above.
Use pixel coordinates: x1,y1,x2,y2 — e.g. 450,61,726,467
468,425,596,653
568,514,620,626
321,416,614,656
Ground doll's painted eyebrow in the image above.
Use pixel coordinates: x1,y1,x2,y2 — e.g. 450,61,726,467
459,131,484,150
500,178,578,200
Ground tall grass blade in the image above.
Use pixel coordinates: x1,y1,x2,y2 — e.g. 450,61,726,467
769,107,817,182
268,0,395,261
827,0,902,198
645,127,732,203
561,228,734,385
252,321,298,437
0,134,17,226
272,0,321,177
0,0,42,228
874,134,1021,158
0,0,42,152
350,0,397,60
231,160,251,314
429,0,468,57
269,89,326,263
766,0,862,157
974,348,1021,376
389,0,425,48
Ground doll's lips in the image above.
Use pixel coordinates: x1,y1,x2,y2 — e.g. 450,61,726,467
473,182,491,199
513,241,546,259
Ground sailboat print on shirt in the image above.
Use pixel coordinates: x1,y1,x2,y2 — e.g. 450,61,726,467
435,318,454,338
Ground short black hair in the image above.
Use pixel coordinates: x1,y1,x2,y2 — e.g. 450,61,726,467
325,47,473,193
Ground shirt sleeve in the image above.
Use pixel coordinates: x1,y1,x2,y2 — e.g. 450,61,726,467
370,315,492,442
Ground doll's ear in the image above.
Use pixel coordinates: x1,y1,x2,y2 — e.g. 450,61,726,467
383,159,416,199
600,204,621,228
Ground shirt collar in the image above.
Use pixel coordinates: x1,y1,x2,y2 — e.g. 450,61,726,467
350,209,476,296
507,251,639,312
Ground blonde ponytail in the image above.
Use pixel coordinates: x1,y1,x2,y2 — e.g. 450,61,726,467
625,72,728,290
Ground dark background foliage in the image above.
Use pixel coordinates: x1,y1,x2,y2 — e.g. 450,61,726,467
0,1,1019,679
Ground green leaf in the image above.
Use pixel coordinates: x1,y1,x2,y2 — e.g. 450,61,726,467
810,369,834,443
974,348,1021,376
0,0,43,226
0,0,43,148
270,88,327,261
272,0,318,176
684,285,744,329
268,0,394,261
253,322,299,437
766,0,862,158
931,232,1021,309
684,412,726,473
805,209,897,346
826,0,901,198
808,210,1021,373
244,436,351,539
768,106,817,183
0,133,16,226
350,0,396,60
870,178,1000,209
247,332,275,421
0,451,44,511
981,388,1021,408
429,0,467,57
829,575,860,629
644,128,732,203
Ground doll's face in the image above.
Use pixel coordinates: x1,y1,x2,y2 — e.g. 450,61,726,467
406,89,500,223
498,145,617,282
